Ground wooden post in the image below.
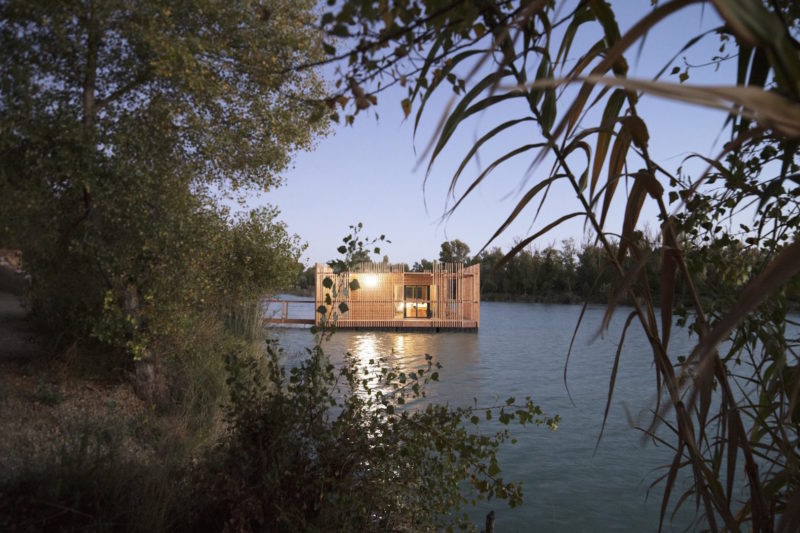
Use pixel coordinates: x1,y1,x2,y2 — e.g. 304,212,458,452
484,510,495,533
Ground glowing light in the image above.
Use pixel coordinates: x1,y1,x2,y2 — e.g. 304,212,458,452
353,334,378,364
362,274,378,288
393,335,405,354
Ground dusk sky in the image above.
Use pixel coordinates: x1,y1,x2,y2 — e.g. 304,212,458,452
248,3,736,266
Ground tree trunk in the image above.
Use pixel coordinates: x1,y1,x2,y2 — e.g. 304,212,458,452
82,1,99,128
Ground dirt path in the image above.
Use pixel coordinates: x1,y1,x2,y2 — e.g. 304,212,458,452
0,289,45,361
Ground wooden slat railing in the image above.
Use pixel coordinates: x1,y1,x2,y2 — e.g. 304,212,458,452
263,299,315,325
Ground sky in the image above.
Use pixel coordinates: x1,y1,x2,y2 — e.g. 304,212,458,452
241,2,738,266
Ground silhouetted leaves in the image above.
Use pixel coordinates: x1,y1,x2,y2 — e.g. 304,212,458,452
319,0,800,528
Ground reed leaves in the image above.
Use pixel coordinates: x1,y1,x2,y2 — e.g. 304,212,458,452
321,0,800,528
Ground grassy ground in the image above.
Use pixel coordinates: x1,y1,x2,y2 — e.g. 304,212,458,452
0,269,150,481
0,352,151,479
0,275,218,531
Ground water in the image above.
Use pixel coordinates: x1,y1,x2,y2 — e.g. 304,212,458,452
271,301,702,531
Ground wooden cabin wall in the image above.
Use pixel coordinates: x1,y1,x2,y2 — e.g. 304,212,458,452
431,262,454,321
349,270,397,321
463,263,480,326
463,271,473,321
353,262,403,321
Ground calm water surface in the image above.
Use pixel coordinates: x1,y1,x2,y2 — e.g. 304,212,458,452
271,301,700,531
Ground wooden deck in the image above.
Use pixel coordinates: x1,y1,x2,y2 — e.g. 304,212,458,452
264,317,315,325
261,298,478,331
263,299,315,326
329,320,478,332
331,319,478,329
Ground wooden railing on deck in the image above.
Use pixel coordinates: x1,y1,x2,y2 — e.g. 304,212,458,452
263,299,315,325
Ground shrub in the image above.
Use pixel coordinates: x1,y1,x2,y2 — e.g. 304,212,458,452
190,337,559,532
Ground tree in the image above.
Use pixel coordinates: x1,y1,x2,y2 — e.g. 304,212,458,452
575,242,613,302
439,239,471,264
411,258,434,272
0,0,327,362
316,1,800,529
295,264,317,293
476,247,506,294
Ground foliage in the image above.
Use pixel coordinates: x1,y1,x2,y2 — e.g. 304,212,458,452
295,264,317,293
329,222,388,273
477,240,584,302
191,328,558,532
439,238,471,264
0,0,326,363
317,0,800,530
411,257,434,272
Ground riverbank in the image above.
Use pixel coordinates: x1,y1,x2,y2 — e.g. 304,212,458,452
0,282,213,530
0,268,151,480
0,350,151,479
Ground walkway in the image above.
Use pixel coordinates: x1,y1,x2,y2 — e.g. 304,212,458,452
0,268,43,361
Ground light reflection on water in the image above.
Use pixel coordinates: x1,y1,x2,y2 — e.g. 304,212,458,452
272,302,703,532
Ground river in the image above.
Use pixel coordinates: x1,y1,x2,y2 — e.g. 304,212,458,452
270,300,702,531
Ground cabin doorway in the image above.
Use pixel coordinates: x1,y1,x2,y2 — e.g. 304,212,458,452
404,285,430,318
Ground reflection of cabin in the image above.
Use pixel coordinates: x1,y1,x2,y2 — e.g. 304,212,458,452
315,262,479,330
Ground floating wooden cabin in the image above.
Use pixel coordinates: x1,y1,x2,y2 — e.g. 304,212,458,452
314,262,480,330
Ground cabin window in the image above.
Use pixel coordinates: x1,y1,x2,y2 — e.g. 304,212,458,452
404,285,430,318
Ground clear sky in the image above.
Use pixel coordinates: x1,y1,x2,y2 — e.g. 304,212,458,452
247,2,736,266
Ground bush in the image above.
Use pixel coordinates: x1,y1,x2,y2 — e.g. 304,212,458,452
189,337,559,532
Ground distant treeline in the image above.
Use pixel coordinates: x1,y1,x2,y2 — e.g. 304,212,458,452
295,238,800,307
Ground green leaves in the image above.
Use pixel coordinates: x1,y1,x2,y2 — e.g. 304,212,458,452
0,0,323,360
713,0,800,97
488,458,501,477
541,84,557,133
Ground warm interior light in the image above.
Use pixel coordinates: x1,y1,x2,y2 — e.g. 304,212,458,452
362,274,378,288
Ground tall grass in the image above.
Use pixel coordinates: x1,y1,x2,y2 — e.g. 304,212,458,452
0,302,271,531
0,413,185,531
